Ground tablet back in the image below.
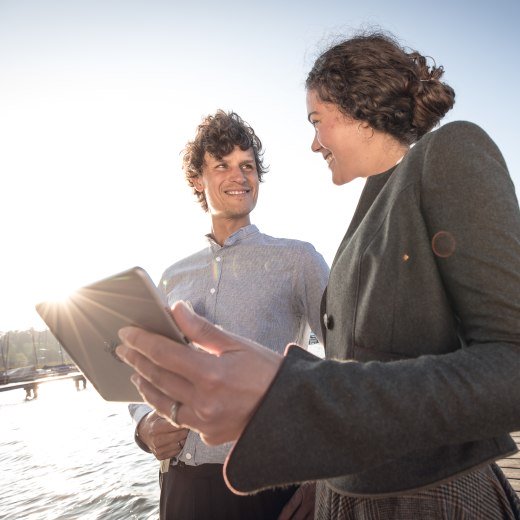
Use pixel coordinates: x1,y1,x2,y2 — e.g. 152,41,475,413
35,267,185,402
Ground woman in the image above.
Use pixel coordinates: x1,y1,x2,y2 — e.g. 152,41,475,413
117,31,520,518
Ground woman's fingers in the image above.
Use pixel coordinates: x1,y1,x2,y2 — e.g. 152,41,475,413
132,373,224,442
117,304,236,384
118,344,219,438
171,301,260,355
116,301,284,445
117,340,192,403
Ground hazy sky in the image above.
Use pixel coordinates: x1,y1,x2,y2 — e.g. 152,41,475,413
1,0,519,331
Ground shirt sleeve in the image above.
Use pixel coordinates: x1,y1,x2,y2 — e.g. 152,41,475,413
129,402,153,426
128,403,153,453
294,244,329,345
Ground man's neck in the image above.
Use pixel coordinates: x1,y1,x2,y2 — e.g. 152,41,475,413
210,216,251,246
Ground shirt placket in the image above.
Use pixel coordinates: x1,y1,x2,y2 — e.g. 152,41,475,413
207,251,223,324
183,249,225,465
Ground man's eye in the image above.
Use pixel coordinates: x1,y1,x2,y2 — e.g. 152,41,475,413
241,164,254,170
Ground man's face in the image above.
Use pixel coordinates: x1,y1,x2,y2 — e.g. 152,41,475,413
194,146,259,220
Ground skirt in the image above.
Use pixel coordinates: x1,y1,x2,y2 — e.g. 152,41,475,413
316,464,520,519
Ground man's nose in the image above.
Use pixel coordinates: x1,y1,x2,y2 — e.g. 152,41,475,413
229,166,247,181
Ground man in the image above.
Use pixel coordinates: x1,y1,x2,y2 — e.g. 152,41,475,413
129,110,328,519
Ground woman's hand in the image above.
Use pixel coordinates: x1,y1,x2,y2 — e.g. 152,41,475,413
116,301,283,446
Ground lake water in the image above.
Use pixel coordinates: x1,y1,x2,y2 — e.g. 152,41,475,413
0,379,159,520
1,343,324,519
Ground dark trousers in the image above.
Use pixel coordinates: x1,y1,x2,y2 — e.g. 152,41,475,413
159,462,297,520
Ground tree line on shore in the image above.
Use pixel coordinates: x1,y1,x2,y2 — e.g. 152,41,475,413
0,329,74,372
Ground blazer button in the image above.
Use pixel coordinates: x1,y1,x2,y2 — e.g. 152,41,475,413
323,313,334,330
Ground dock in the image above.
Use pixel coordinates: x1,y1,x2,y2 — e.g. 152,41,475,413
498,431,520,494
0,371,85,398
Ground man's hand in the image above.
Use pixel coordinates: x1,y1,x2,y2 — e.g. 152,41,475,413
278,482,316,520
138,410,189,460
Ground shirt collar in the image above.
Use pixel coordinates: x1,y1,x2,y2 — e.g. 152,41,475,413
205,224,259,251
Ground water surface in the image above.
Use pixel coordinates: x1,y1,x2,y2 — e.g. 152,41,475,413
0,379,159,520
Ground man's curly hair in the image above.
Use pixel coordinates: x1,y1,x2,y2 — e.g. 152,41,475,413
182,110,267,212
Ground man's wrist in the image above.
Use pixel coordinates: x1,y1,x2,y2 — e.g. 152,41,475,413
134,426,152,453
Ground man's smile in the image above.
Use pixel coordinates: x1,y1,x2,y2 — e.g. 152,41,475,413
225,188,251,195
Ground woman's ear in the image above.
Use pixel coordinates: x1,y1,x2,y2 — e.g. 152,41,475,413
357,122,374,140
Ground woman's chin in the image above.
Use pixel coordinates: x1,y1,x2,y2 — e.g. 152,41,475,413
332,171,350,186
331,165,362,185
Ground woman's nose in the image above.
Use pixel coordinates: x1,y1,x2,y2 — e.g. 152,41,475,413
311,133,321,153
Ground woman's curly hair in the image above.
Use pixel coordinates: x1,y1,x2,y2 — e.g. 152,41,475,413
306,31,456,145
182,110,267,211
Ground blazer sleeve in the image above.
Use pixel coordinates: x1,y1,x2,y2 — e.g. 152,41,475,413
223,122,520,494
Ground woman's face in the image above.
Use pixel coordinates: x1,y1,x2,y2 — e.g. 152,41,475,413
306,89,369,185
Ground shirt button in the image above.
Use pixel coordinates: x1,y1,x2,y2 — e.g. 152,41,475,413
185,453,192,460
215,256,221,262
323,313,334,330
210,288,216,294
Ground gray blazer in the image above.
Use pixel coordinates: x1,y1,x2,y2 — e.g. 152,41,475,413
224,121,520,496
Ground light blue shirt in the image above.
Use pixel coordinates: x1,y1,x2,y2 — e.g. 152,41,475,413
130,224,329,465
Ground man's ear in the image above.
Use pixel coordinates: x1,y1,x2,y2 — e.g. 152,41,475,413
193,175,204,192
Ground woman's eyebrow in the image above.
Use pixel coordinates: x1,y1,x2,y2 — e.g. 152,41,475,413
307,111,318,123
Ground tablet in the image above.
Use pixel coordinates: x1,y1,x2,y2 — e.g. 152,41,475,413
35,266,187,402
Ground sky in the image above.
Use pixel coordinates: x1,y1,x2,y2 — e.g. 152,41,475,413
1,0,519,332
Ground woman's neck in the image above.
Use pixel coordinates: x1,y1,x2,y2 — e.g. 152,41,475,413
365,133,409,177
